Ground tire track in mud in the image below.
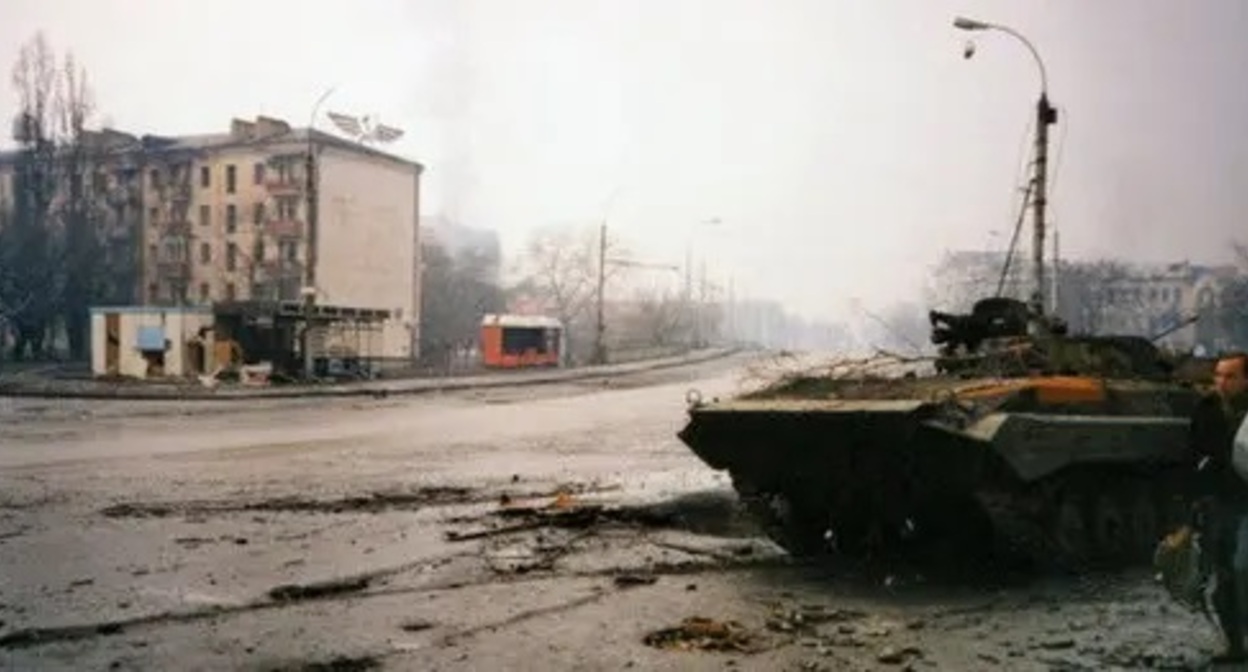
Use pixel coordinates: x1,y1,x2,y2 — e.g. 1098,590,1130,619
97,483,620,519
0,528,785,651
0,548,477,650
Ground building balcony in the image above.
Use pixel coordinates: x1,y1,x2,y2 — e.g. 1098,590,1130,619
265,179,304,196
167,181,192,203
106,185,142,209
156,260,191,280
263,218,304,239
162,219,192,235
257,259,303,282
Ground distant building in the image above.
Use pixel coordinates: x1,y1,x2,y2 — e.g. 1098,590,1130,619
928,250,1246,352
0,116,425,361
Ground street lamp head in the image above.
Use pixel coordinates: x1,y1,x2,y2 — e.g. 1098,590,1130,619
953,16,992,31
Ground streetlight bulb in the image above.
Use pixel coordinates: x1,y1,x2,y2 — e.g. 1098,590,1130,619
953,16,991,31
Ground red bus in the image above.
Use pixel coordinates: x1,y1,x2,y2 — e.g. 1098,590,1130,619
480,314,565,369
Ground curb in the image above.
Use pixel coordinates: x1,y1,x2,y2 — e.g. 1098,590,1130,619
0,349,741,402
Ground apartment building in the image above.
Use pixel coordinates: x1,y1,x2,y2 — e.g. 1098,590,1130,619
930,250,1246,352
0,116,425,361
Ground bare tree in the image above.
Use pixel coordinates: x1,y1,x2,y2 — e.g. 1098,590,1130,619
2,33,60,359
513,224,626,362
419,240,505,367
1,32,112,360
1221,241,1248,348
924,250,1029,313
52,48,102,359
1055,259,1154,336
622,286,687,348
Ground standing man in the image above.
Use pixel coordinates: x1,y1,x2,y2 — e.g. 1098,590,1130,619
1191,351,1248,664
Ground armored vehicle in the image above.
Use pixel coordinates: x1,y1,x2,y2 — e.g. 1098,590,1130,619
677,297,1209,569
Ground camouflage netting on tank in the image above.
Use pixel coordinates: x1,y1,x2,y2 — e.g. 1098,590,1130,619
740,352,943,401
737,344,1212,405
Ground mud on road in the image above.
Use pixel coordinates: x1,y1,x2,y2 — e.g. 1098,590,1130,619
0,354,1224,670
0,481,1218,671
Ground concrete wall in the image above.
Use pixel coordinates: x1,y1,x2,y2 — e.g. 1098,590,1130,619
90,307,214,379
315,146,421,361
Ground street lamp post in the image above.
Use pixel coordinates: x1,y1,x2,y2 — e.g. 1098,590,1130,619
302,86,335,381
686,217,722,349
593,219,608,365
954,16,1058,317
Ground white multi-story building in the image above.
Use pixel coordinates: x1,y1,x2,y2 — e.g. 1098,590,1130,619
0,115,425,361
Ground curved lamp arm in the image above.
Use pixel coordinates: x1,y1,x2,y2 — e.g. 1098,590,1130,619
954,16,1048,95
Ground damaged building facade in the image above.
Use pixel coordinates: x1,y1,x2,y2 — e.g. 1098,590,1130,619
1,116,425,377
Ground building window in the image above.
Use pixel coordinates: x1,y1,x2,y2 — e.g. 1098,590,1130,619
200,166,210,188
226,204,237,233
199,204,210,227
148,207,159,224
149,169,160,189
225,282,236,301
277,196,297,220
280,240,298,263
254,238,265,263
253,163,265,185
148,283,159,303
226,242,238,271
253,202,265,224
199,282,210,302
226,164,237,194
199,242,211,264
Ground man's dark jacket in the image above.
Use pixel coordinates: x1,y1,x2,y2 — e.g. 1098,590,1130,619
1191,393,1248,504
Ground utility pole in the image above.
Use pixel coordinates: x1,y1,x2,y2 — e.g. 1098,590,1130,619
592,219,608,365
683,244,694,350
954,16,1055,317
302,87,335,381
697,259,708,347
302,142,318,380
1032,93,1057,316
1051,228,1061,315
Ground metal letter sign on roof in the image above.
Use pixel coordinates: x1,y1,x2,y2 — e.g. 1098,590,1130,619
327,112,363,138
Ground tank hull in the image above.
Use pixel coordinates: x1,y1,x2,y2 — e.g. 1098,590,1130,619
677,387,1200,569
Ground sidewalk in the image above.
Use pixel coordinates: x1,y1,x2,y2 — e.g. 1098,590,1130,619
0,348,739,401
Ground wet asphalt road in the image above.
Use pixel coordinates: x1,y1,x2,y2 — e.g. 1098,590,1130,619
0,354,1224,671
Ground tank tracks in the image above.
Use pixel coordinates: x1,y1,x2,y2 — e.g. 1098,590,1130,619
978,470,1186,573
732,470,1186,573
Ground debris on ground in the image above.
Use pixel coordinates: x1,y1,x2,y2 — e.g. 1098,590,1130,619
765,604,866,634
643,616,770,653
399,619,435,633
613,573,658,588
268,577,371,602
875,644,923,665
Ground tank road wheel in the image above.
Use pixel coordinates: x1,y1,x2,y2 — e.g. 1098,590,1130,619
1088,491,1131,566
746,492,828,558
1125,485,1161,562
732,479,828,558
1048,491,1091,571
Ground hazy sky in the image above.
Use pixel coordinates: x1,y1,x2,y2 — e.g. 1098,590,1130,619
4,0,1248,322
